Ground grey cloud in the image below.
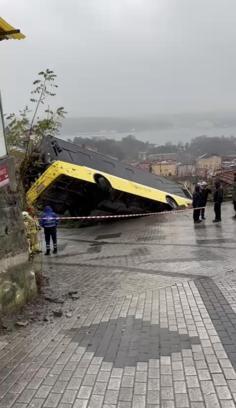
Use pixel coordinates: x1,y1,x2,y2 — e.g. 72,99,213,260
1,0,236,117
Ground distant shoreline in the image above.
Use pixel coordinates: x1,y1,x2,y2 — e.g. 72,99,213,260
61,126,236,145
61,113,236,144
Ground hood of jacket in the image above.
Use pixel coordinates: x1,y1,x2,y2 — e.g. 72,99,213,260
44,206,54,214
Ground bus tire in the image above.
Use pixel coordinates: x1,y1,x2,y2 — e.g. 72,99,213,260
166,196,178,210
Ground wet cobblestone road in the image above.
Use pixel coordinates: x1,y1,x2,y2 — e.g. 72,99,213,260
1,203,236,407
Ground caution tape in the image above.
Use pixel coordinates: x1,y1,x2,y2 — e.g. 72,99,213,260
39,206,205,221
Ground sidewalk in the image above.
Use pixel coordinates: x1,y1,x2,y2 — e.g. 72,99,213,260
1,203,236,407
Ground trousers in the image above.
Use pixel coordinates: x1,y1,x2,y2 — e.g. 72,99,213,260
214,202,222,221
193,209,200,222
44,227,57,250
200,208,205,219
28,232,40,253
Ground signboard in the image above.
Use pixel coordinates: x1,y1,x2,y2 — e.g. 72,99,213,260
0,164,9,187
0,93,7,158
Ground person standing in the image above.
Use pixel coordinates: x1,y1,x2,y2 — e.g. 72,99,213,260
22,211,41,256
200,181,211,220
232,174,236,218
192,185,202,223
213,181,223,223
40,206,58,255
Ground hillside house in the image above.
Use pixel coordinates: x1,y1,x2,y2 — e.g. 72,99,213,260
151,161,177,177
196,154,222,177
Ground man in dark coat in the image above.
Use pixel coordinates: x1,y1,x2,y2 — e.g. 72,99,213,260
192,185,202,223
232,173,236,218
200,181,211,220
40,206,58,255
213,181,223,223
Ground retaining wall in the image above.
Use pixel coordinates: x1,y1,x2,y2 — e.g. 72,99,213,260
0,156,38,314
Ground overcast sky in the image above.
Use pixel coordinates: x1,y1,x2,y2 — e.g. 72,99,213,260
1,0,236,117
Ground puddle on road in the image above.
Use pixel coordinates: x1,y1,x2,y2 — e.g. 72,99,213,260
62,316,200,368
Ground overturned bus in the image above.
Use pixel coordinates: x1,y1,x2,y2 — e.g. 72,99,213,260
25,136,192,216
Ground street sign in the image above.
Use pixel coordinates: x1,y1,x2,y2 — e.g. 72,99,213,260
0,164,9,187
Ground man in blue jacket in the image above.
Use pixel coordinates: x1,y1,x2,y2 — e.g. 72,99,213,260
40,206,58,255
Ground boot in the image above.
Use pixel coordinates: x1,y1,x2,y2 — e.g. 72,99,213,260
53,248,57,254
45,249,50,255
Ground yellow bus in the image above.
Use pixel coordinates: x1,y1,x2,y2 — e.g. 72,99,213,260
26,136,192,216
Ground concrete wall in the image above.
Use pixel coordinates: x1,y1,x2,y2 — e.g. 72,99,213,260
0,156,37,314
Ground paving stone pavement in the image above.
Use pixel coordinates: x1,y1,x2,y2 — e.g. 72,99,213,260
2,203,236,407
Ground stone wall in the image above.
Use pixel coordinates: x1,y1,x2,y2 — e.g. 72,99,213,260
0,254,39,313
0,156,38,314
0,156,27,257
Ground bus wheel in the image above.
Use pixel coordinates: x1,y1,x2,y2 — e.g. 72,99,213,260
166,196,178,210
94,174,112,193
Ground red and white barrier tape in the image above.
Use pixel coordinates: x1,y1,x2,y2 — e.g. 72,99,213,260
39,206,205,221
